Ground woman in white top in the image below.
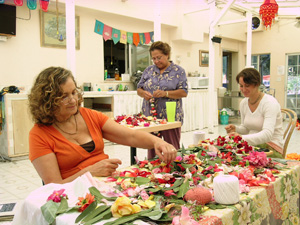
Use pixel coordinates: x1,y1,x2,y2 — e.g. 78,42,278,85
225,68,284,151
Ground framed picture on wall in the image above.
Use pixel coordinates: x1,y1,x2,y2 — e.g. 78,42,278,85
40,10,80,49
199,50,209,67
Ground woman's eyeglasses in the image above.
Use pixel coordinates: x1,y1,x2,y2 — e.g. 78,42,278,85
61,89,80,105
152,56,163,62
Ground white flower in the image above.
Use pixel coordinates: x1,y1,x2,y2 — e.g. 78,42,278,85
289,213,300,225
238,201,252,225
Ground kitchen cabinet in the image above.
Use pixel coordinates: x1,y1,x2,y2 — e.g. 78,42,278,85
0,94,34,158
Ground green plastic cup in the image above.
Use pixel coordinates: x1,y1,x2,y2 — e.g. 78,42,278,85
166,102,176,122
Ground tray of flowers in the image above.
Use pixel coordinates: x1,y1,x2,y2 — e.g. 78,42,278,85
39,138,287,225
114,113,167,128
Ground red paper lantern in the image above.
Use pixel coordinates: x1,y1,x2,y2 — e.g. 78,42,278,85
259,0,278,29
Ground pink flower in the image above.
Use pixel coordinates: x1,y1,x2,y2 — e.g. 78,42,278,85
152,168,162,174
243,151,268,167
164,190,176,197
47,189,67,203
175,156,183,162
172,206,200,225
140,190,149,201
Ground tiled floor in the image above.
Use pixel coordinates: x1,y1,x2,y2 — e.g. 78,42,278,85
1,119,299,224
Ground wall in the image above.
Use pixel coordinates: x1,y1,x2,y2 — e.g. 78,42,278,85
252,19,300,107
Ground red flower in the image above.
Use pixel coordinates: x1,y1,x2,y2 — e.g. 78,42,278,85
76,193,95,212
164,190,176,197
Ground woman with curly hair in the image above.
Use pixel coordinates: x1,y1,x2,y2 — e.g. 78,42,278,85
28,67,177,184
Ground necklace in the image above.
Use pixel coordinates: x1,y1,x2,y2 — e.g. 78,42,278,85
249,92,262,105
55,115,78,135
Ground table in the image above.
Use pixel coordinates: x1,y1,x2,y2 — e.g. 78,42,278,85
128,121,182,165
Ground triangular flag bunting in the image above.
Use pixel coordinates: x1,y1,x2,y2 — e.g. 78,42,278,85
14,0,23,6
139,33,145,45
94,20,104,35
120,30,127,44
127,32,133,44
40,0,49,11
133,33,140,46
103,25,112,41
112,28,121,44
27,0,37,10
144,32,151,44
149,32,154,43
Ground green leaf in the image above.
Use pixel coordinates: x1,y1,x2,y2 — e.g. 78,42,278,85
56,198,69,215
143,209,163,220
181,164,195,169
89,186,117,202
84,208,112,225
164,178,183,190
206,203,227,210
81,205,110,223
146,187,161,193
181,144,186,156
41,200,60,224
103,208,153,225
75,201,97,223
272,158,288,165
135,177,150,186
177,180,190,198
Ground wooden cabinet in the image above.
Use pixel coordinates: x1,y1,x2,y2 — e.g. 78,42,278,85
82,93,114,118
0,94,34,158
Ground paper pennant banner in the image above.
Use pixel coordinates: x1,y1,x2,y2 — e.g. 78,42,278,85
94,20,104,35
93,20,153,45
149,32,154,43
0,0,5,3
103,25,112,41
127,32,133,44
14,0,23,6
133,33,140,46
120,30,127,44
139,33,145,45
144,32,151,44
27,0,37,10
112,28,121,44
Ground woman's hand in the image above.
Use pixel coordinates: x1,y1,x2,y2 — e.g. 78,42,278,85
154,141,177,164
228,132,240,138
225,124,236,133
153,90,167,98
143,90,153,101
89,158,122,177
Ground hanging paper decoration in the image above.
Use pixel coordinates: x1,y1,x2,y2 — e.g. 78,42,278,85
40,0,49,12
112,28,120,44
133,33,140,46
149,31,154,43
127,32,133,44
94,20,104,35
102,25,112,41
259,0,278,29
144,32,151,44
94,20,153,45
139,33,145,45
27,0,37,10
120,30,127,44
14,0,23,6
0,0,5,3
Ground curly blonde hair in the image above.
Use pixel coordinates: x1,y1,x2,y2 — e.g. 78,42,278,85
28,67,83,125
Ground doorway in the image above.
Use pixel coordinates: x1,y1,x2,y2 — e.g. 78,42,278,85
223,52,232,91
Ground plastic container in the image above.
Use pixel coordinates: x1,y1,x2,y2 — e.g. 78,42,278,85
104,70,107,80
114,68,120,80
220,108,229,125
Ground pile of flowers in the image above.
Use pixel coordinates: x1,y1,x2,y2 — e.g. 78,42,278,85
286,153,300,161
199,135,254,154
41,136,286,225
114,113,167,128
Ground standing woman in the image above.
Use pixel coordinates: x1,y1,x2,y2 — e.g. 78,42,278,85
137,41,188,159
225,68,284,155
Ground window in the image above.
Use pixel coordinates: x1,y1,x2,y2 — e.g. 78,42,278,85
251,54,270,87
104,40,151,80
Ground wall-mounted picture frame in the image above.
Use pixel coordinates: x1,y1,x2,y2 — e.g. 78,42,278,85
40,10,80,49
199,50,209,67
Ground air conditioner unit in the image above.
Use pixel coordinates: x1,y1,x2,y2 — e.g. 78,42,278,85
252,17,264,32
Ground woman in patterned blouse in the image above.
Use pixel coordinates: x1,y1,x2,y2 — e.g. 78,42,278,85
137,41,188,159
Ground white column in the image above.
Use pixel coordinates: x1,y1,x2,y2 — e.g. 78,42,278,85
208,2,216,134
65,0,76,77
154,0,161,41
246,12,252,67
